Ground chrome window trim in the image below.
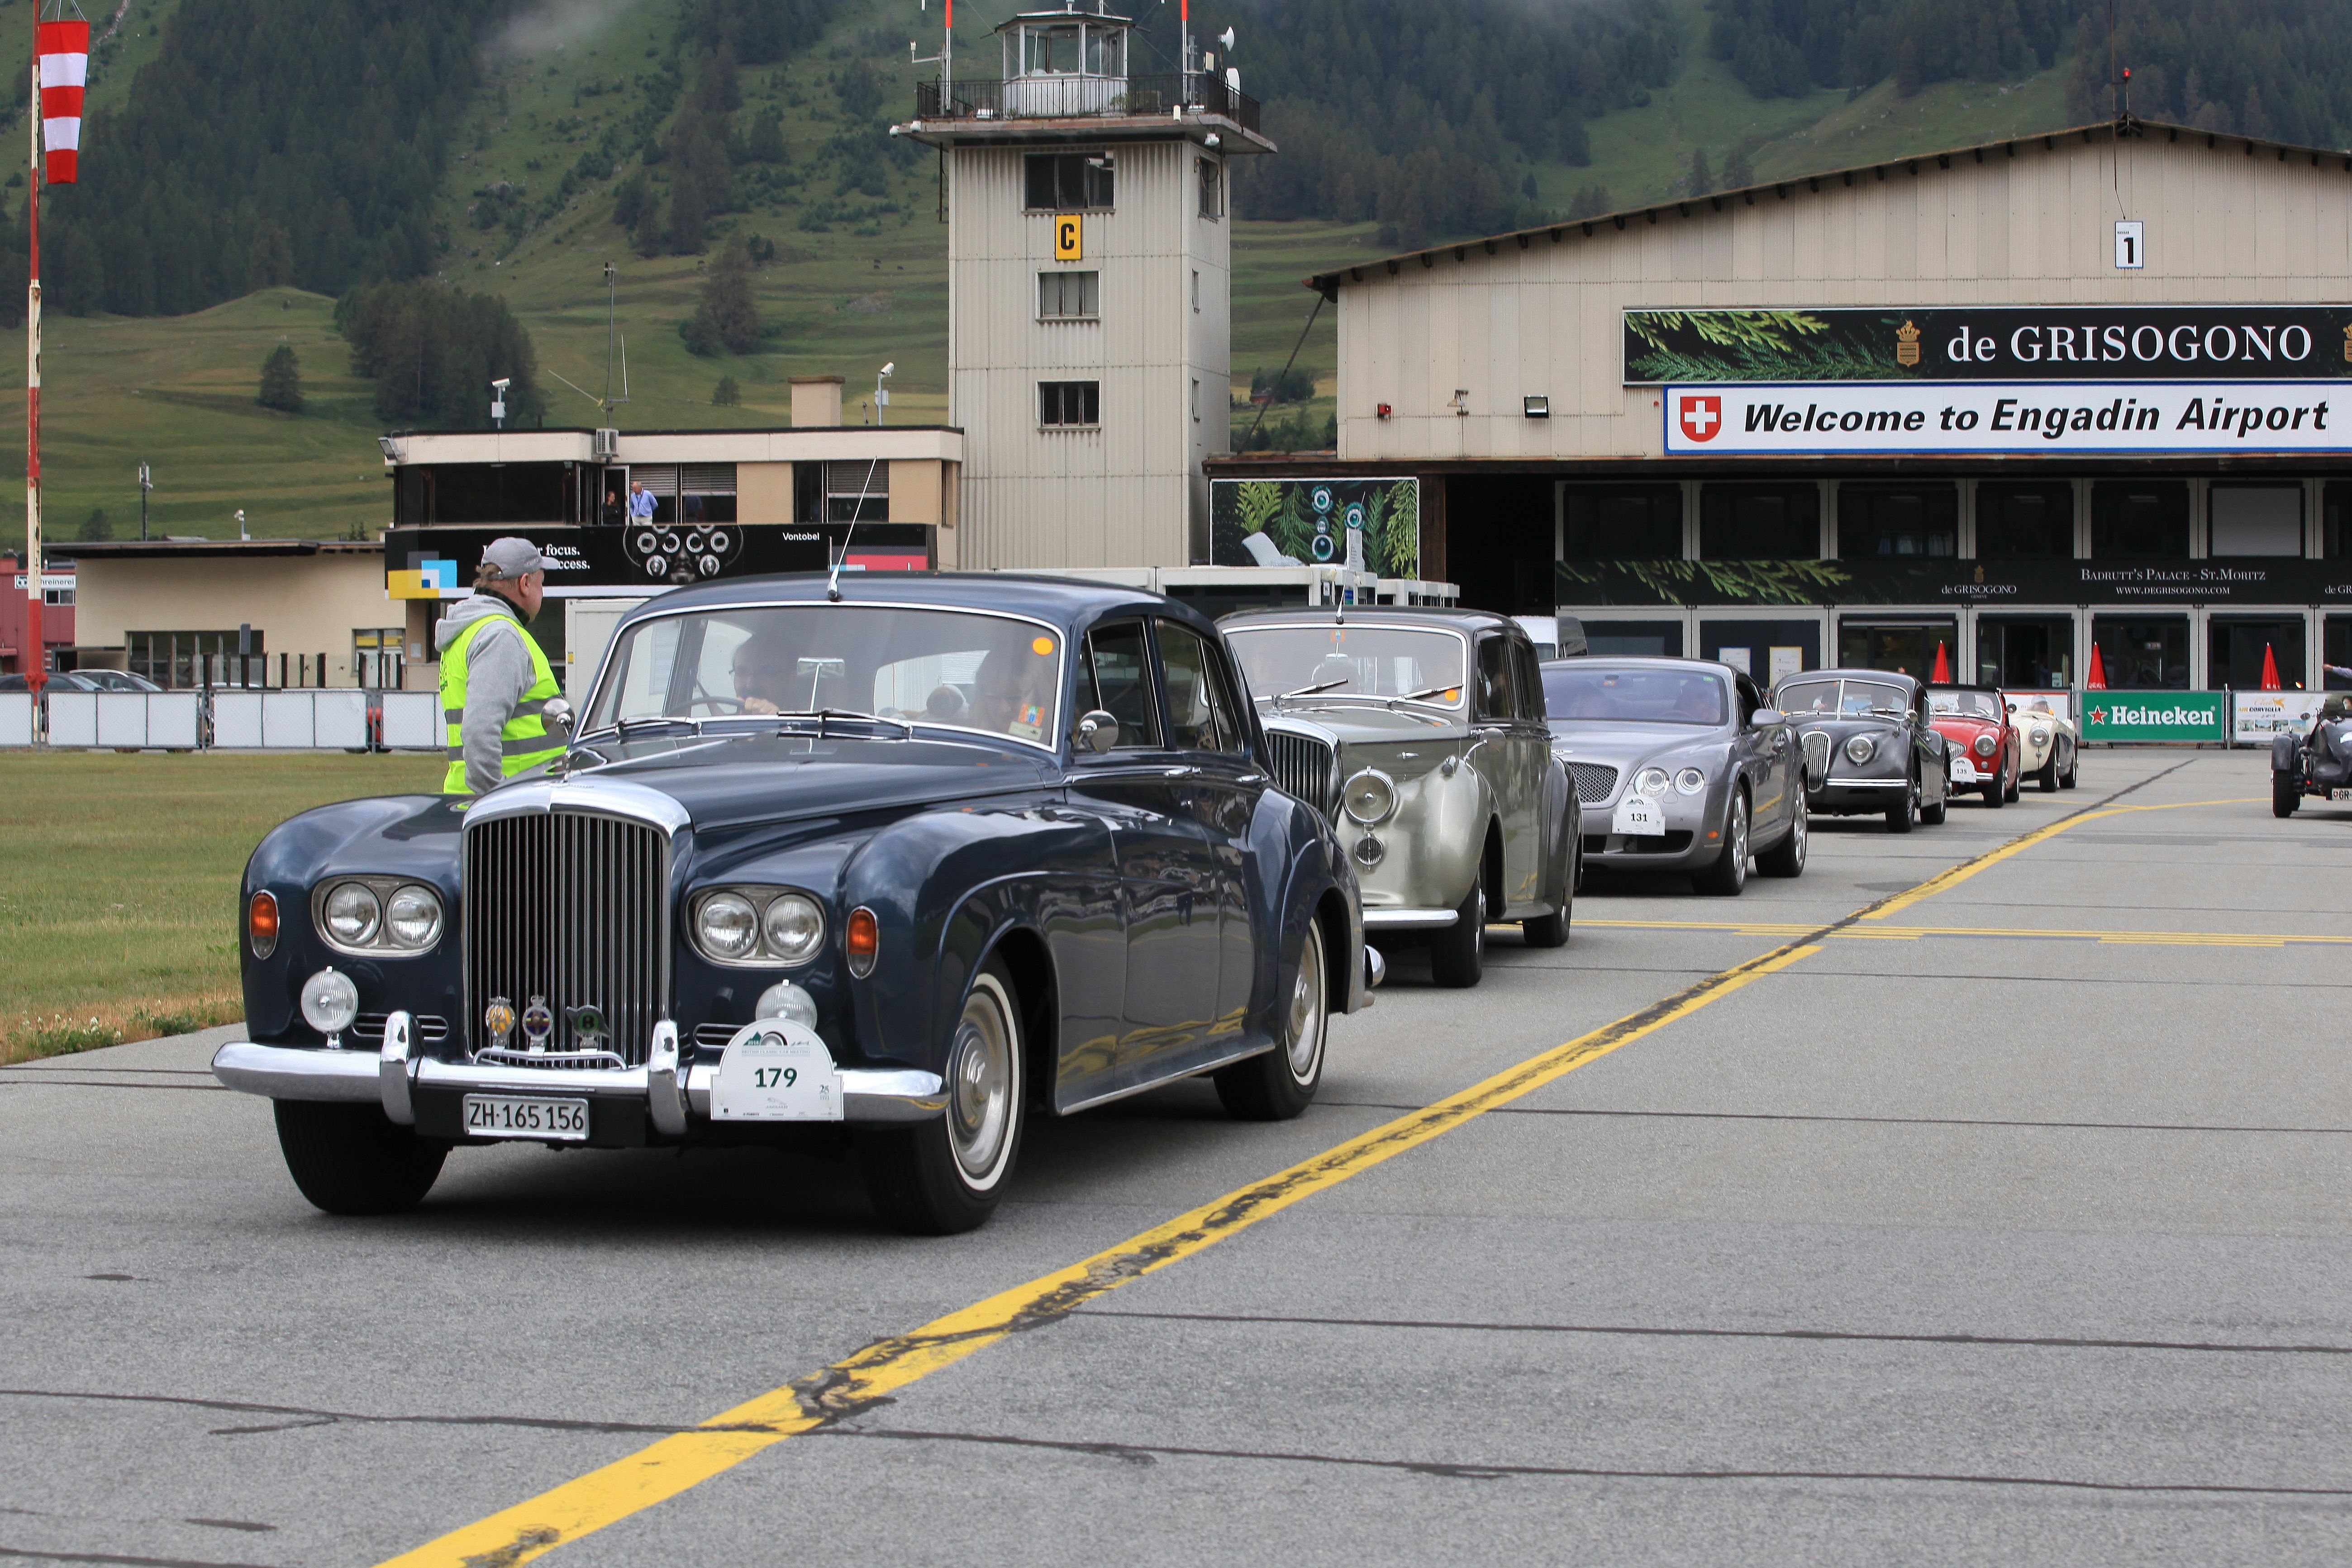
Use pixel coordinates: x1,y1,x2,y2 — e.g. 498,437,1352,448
576,599,1071,757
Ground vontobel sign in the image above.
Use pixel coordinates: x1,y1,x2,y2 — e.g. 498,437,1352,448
1664,382,2349,455
2079,693,2226,744
1624,307,2352,385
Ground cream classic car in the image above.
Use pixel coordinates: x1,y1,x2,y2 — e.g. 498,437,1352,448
2008,694,2080,790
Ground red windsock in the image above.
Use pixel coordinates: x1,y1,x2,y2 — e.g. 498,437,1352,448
37,20,89,184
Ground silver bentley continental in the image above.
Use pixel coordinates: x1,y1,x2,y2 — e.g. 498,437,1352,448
1222,608,1577,988
1539,657,1809,894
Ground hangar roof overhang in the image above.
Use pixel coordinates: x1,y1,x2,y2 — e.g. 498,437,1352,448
1301,117,2352,302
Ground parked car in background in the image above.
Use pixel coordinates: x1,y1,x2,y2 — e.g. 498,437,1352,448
1224,607,1576,988
0,670,101,692
1773,668,1950,831
1928,684,2022,807
1540,657,1808,894
211,574,1370,1235
74,669,164,693
2008,695,2078,790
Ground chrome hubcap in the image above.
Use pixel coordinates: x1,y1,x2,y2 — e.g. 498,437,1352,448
1731,802,1747,874
947,981,1014,1181
1286,924,1325,1081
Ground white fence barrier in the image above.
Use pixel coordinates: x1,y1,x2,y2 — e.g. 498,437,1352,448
0,691,31,747
211,689,371,750
44,691,97,746
380,690,443,750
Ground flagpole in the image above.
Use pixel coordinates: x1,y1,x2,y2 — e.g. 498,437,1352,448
23,28,41,704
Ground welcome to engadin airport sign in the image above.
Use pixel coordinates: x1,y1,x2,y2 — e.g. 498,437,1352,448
1663,382,2348,456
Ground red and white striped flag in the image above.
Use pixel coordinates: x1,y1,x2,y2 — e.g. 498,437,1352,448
36,20,88,184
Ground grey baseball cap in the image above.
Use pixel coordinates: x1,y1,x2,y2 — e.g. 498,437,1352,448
480,537,546,580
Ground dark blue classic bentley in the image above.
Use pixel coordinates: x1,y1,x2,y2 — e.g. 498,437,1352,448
213,575,1371,1233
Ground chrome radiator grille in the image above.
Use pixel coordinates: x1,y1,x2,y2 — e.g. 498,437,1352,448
1264,729,1338,817
464,809,668,1065
1563,761,1620,804
1802,730,1831,781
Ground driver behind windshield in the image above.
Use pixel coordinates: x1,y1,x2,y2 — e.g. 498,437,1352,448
971,638,1056,741
731,625,805,715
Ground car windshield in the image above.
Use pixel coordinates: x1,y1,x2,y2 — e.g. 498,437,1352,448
587,604,1066,746
1929,688,2002,719
1781,678,1907,717
1543,665,1727,726
1224,625,1466,707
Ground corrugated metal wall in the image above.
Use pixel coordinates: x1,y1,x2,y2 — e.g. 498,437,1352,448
951,138,1230,568
1335,128,2352,465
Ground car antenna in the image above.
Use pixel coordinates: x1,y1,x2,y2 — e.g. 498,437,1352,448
1332,567,1345,626
825,457,883,603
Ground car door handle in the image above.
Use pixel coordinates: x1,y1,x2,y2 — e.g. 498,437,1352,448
1163,765,1199,779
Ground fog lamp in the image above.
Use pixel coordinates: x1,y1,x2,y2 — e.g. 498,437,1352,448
300,968,360,1045
754,980,820,1030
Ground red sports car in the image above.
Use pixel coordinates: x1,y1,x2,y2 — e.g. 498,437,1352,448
1928,684,2021,807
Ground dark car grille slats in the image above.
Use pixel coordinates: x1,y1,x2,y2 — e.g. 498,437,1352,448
1563,761,1619,804
1266,730,1338,817
1802,730,1831,780
464,810,667,1066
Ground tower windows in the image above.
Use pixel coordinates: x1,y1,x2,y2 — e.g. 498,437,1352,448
1038,270,1100,319
1025,152,1114,211
1040,381,1101,427
1198,156,1222,218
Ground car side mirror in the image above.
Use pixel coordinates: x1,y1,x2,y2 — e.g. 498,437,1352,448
1075,709,1119,753
542,696,575,736
1750,707,1784,727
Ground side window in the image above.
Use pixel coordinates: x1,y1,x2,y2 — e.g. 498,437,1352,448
1081,622,1160,749
1736,676,1762,726
1511,640,1546,724
1159,623,1243,752
1474,635,1514,722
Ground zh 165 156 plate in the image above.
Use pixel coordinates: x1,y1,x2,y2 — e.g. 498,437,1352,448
462,1095,589,1140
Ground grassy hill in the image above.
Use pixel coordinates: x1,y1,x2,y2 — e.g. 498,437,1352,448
0,0,2083,551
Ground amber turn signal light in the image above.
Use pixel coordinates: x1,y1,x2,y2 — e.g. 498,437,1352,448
248,890,279,960
845,906,879,978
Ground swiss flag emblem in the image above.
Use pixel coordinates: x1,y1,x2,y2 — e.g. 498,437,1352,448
1679,394,1723,444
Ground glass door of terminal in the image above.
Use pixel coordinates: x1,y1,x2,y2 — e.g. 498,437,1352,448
2091,615,2191,689
2208,615,2307,690
1976,614,2075,689
1580,619,1685,657
1837,617,1958,682
1699,618,1821,687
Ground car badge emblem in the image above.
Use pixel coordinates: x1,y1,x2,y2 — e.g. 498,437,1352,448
483,997,516,1052
568,1003,606,1051
521,995,554,1053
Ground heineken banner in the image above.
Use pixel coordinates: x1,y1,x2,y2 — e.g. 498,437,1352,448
1663,382,2351,456
1558,556,2352,609
2080,692,2227,743
1624,307,2352,385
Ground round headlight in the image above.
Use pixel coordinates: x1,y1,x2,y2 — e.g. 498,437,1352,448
1845,733,1875,764
754,980,820,1029
762,894,825,964
300,967,360,1038
1637,766,1671,798
696,893,760,960
322,882,381,946
1675,767,1705,794
1342,769,1396,825
384,885,443,950
1974,733,1997,758
2030,726,2051,746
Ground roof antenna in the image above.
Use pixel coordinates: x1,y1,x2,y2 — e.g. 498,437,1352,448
825,457,882,602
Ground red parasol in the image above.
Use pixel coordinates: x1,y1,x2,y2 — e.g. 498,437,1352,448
2085,643,2107,689
2260,643,2282,691
1929,640,1951,684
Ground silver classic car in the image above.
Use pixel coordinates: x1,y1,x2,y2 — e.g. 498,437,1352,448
1540,657,1808,894
1223,608,1577,988
1772,668,1952,831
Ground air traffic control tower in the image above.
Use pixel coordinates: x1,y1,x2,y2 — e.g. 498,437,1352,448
895,5,1274,569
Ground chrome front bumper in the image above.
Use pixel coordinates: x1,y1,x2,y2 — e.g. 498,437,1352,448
1362,907,1459,931
212,1012,948,1131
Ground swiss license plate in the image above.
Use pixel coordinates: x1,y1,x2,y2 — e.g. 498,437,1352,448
1611,796,1665,836
462,1095,589,1140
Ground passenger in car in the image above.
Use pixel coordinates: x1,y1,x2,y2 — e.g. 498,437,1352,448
732,626,806,715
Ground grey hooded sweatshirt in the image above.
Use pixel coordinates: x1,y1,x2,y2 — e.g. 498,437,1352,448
435,591,541,796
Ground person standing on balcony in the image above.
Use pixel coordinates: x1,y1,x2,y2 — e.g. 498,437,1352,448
436,537,562,797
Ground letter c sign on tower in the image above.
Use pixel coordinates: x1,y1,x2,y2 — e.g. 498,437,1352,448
1055,214,1083,262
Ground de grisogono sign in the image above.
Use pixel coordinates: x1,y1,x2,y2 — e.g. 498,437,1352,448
1630,305,2352,456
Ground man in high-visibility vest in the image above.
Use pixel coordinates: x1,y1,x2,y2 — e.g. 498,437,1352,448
437,537,562,796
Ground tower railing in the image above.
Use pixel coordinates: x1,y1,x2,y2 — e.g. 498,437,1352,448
914,72,1259,135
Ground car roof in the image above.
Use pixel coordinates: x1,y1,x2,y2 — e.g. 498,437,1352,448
614,569,1220,641
1539,654,1747,680
1222,605,1524,634
1781,668,1922,690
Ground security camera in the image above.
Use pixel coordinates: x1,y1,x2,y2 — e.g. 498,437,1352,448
491,377,512,392
881,362,895,376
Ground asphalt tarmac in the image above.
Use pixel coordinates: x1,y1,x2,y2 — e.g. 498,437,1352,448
3,749,2347,1567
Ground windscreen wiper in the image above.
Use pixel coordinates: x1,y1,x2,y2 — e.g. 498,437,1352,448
770,708,916,738
1274,677,1351,701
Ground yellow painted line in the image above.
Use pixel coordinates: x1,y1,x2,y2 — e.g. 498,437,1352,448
1583,918,2345,948
377,941,1825,1567
1862,796,2263,920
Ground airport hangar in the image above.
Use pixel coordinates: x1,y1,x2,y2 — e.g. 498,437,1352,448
1208,118,2352,694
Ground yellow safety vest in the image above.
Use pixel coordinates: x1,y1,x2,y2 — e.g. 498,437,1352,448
440,612,563,795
